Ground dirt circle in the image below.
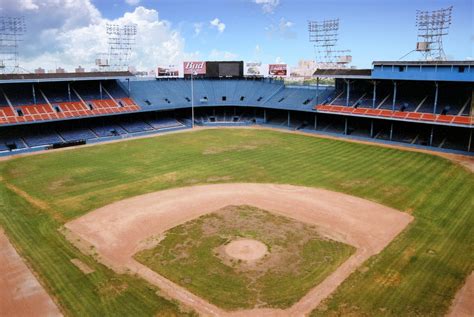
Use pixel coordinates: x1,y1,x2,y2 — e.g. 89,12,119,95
224,239,268,261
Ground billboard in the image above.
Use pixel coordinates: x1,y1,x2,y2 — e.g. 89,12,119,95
269,64,287,76
183,61,206,75
245,62,262,76
157,65,179,77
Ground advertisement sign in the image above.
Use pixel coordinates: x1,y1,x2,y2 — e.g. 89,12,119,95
269,64,287,76
157,65,179,77
245,62,262,76
183,61,206,75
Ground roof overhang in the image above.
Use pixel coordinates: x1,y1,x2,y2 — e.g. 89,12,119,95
0,71,134,84
312,69,372,80
373,60,474,67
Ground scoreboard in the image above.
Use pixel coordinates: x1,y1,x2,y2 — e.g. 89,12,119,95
206,61,243,78
184,61,243,78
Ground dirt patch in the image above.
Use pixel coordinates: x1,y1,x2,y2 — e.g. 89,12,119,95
207,175,233,182
0,228,62,316
224,239,268,262
70,259,95,275
65,183,412,316
448,272,474,317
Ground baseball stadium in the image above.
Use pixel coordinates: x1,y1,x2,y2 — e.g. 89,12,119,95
0,1,473,317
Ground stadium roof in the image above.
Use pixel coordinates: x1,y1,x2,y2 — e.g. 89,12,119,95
313,68,372,79
373,61,474,66
0,71,134,84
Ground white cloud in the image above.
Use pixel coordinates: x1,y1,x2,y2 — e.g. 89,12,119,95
266,18,296,39
193,22,203,36
125,0,141,6
275,56,284,63
210,18,226,33
208,49,238,60
2,1,193,71
254,0,280,14
18,0,40,10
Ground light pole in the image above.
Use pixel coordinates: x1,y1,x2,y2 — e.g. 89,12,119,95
190,71,196,128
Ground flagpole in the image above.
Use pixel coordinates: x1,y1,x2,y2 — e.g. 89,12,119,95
191,71,195,128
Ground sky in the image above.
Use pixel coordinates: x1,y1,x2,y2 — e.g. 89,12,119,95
0,0,472,72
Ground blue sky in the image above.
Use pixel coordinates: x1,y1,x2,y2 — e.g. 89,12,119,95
92,0,473,67
2,0,473,71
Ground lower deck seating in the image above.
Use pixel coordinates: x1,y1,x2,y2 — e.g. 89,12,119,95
23,131,63,147
58,128,97,142
146,118,184,130
90,124,128,137
119,120,153,133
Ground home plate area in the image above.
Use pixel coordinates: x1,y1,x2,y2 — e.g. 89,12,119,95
65,183,413,316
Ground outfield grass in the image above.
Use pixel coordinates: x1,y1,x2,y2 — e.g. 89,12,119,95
0,128,472,316
135,205,354,310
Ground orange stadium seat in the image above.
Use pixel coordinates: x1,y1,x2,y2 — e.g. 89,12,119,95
314,104,472,126
0,97,141,126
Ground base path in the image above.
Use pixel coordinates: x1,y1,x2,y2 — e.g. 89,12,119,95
65,183,413,317
448,272,474,317
0,229,62,317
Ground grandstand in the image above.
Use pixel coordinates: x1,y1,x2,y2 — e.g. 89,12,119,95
0,61,472,156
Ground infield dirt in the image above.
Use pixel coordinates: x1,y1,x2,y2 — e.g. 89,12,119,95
65,183,412,316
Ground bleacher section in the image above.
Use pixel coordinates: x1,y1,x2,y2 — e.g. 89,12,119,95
0,80,140,125
318,81,473,127
127,79,322,110
0,75,472,155
315,104,473,126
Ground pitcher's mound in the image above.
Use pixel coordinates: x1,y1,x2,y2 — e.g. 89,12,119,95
225,239,268,261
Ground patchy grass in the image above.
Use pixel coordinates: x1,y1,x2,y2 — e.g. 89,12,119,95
0,128,472,316
135,205,354,310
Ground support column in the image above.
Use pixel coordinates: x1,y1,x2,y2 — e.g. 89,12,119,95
392,81,397,111
67,83,71,102
127,78,131,96
468,129,472,152
344,117,348,135
370,120,374,138
390,123,394,141
316,77,320,104
433,82,439,114
372,81,377,108
32,84,36,104
429,126,434,146
314,113,317,130
345,80,350,106
99,81,103,100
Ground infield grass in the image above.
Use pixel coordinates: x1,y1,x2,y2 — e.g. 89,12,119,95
0,128,472,316
135,205,355,310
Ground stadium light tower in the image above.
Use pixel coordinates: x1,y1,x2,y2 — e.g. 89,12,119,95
105,23,137,71
308,18,351,69
415,6,453,61
0,16,26,74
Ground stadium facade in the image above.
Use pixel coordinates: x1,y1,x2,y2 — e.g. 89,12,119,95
0,60,472,156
